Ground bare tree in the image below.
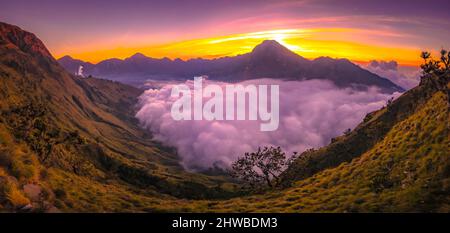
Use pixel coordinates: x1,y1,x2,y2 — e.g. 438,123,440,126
421,51,431,61
420,49,450,75
440,49,450,71
230,146,297,191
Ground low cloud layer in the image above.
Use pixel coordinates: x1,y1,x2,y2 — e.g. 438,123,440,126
364,60,421,90
136,79,400,170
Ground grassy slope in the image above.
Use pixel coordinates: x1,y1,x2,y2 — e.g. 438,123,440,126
0,21,448,212
281,75,447,185
43,75,447,213
180,87,449,212
0,22,236,212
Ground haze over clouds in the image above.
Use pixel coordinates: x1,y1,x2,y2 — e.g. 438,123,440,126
136,79,401,170
363,60,421,90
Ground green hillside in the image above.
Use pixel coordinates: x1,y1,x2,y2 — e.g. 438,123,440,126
0,22,237,212
281,75,448,185
0,21,448,213
179,78,449,212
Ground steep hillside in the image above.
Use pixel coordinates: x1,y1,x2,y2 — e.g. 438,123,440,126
280,73,448,185
0,21,447,213
0,22,236,212
177,77,449,212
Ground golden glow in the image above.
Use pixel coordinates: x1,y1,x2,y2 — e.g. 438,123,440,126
55,28,422,66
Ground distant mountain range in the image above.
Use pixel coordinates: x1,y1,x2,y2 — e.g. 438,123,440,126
1,21,448,213
58,40,404,92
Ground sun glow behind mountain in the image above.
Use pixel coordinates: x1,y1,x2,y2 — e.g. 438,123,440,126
3,0,449,67
55,28,422,66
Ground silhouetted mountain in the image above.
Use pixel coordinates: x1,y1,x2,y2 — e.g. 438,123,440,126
57,55,94,75
58,40,404,92
1,21,447,213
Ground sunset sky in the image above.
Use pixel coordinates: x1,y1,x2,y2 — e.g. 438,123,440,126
1,0,449,65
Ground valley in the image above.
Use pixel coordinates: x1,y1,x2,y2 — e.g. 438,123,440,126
0,21,448,213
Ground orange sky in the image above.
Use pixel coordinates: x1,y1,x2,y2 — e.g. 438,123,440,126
54,28,423,66
3,0,449,66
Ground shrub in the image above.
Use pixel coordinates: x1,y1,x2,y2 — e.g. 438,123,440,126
39,168,49,179
0,150,12,167
10,149,38,181
54,188,67,199
2,180,30,208
0,167,7,176
11,158,37,180
363,113,373,123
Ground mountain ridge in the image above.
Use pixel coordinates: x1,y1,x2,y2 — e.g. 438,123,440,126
1,21,447,213
58,40,404,92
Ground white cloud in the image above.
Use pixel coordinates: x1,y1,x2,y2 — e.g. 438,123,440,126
136,79,400,170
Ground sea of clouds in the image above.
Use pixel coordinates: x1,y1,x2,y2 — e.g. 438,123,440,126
136,78,401,171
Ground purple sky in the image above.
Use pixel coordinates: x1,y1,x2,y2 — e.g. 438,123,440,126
1,0,449,62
